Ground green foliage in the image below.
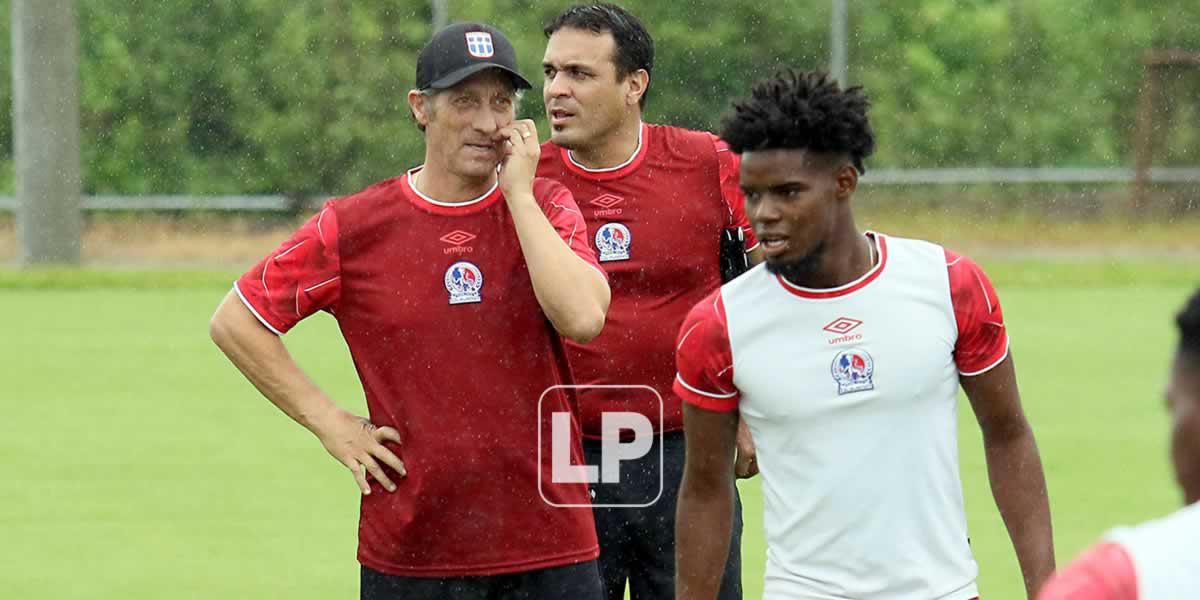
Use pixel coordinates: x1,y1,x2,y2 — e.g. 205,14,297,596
73,1,430,196
0,1,1196,194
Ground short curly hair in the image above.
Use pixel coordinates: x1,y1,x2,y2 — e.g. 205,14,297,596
719,69,876,174
1178,288,1200,360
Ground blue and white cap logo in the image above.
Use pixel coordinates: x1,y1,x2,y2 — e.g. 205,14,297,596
445,261,484,304
831,349,875,395
595,222,632,262
465,32,495,58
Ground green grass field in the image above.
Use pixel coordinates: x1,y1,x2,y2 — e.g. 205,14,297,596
2,260,1198,599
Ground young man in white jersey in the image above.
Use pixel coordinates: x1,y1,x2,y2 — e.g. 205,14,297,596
672,69,1056,600
1038,289,1200,600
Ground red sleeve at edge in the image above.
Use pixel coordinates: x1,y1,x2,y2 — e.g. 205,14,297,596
1038,542,1137,600
946,248,1009,376
234,204,342,335
673,290,740,413
534,178,606,279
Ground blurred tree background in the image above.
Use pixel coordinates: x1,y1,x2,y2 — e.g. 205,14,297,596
0,0,1196,197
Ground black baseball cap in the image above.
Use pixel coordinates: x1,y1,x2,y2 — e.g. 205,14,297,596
416,23,532,91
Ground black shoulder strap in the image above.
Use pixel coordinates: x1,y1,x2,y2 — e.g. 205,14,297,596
719,227,750,283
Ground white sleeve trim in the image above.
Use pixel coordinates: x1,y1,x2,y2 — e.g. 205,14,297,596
676,322,702,351
745,241,761,252
548,200,582,243
675,373,738,399
958,337,1011,377
233,282,285,337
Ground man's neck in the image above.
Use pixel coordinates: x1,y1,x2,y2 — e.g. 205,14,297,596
413,161,495,204
784,222,875,290
569,117,642,170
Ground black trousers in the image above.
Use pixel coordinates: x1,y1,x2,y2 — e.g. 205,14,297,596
360,560,604,600
584,430,743,600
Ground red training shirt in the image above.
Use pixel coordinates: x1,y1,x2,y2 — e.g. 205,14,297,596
536,123,758,437
234,169,602,577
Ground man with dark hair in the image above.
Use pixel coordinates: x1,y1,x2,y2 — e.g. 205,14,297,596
210,22,609,600
537,4,761,600
1038,289,1200,599
674,69,1056,599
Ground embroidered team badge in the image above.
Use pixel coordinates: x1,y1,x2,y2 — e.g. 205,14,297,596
831,349,875,395
595,223,632,262
444,261,484,304
465,32,494,58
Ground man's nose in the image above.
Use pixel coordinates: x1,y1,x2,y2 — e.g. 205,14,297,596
545,72,570,99
472,106,501,133
751,197,782,223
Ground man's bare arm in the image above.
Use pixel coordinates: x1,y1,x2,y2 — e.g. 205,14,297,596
962,354,1055,598
498,120,610,343
209,290,405,494
676,403,739,599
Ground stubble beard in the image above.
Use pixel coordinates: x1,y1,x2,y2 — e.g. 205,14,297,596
764,241,827,285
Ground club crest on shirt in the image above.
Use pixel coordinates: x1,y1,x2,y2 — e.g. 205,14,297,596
444,261,484,304
831,349,875,395
595,222,632,262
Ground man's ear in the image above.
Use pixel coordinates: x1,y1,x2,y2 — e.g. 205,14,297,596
408,89,431,128
624,69,649,107
835,163,858,201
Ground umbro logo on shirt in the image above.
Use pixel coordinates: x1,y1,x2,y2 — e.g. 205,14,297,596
439,230,477,255
824,317,864,345
590,194,625,217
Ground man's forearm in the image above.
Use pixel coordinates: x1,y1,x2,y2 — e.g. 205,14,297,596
210,291,337,432
985,428,1055,598
675,482,734,600
506,196,609,342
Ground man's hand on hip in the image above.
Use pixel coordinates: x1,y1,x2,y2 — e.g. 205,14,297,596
312,407,406,495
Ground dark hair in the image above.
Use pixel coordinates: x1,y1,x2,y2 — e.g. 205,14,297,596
719,69,876,174
1178,288,1200,360
544,4,654,108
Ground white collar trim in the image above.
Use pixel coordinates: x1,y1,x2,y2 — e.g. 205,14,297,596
406,166,498,207
566,123,645,172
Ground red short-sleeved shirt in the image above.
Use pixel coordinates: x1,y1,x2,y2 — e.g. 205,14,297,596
235,170,603,577
536,123,758,437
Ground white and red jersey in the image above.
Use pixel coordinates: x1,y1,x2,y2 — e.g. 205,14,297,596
674,233,1009,600
234,168,603,577
1039,502,1200,600
537,123,758,437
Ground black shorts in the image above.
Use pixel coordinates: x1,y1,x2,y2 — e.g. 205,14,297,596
360,560,603,600
584,430,743,600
